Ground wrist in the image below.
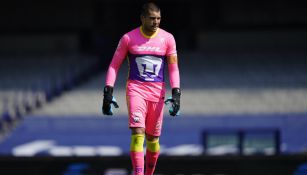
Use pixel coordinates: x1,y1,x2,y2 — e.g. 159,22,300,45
104,85,113,95
172,88,181,99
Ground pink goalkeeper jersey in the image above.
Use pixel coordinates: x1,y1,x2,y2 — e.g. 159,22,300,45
106,27,177,102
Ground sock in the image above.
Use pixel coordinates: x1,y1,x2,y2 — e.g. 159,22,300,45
130,134,145,175
145,139,160,175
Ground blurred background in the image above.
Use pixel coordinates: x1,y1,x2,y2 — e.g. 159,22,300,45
1,0,307,174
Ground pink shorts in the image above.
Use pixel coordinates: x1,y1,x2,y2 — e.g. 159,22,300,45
127,95,165,136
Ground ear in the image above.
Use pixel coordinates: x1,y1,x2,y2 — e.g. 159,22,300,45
140,15,145,23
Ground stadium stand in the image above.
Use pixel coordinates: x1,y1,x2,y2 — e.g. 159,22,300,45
1,31,307,161
27,50,307,116
0,54,100,136
0,50,306,158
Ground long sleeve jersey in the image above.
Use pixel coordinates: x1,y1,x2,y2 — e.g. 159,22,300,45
105,26,178,102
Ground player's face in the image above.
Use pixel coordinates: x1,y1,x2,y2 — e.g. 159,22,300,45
141,10,161,34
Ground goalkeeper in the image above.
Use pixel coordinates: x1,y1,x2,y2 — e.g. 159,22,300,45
102,2,181,175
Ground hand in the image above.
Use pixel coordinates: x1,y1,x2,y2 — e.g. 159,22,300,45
102,86,119,115
164,88,181,116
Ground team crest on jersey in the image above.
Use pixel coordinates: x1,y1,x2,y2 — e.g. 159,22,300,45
132,112,142,123
135,56,163,81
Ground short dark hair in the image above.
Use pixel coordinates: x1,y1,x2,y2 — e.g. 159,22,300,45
141,2,160,17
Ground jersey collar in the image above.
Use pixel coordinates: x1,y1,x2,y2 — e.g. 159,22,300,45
140,26,159,39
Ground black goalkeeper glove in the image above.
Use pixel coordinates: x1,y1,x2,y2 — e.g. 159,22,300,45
164,88,181,116
102,85,119,115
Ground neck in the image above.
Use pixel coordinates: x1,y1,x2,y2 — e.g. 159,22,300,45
141,26,155,37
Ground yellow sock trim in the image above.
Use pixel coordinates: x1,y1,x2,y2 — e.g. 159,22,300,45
146,139,160,152
130,134,145,152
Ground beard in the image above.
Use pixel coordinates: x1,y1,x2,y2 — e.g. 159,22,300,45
149,25,159,33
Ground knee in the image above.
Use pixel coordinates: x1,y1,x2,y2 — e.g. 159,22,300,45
130,133,145,152
131,127,145,135
146,135,160,152
146,134,159,141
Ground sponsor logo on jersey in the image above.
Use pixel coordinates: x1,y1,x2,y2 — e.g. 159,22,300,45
137,46,162,52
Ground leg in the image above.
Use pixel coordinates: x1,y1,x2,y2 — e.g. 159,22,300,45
130,128,145,175
128,96,147,175
144,99,164,175
145,134,160,175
